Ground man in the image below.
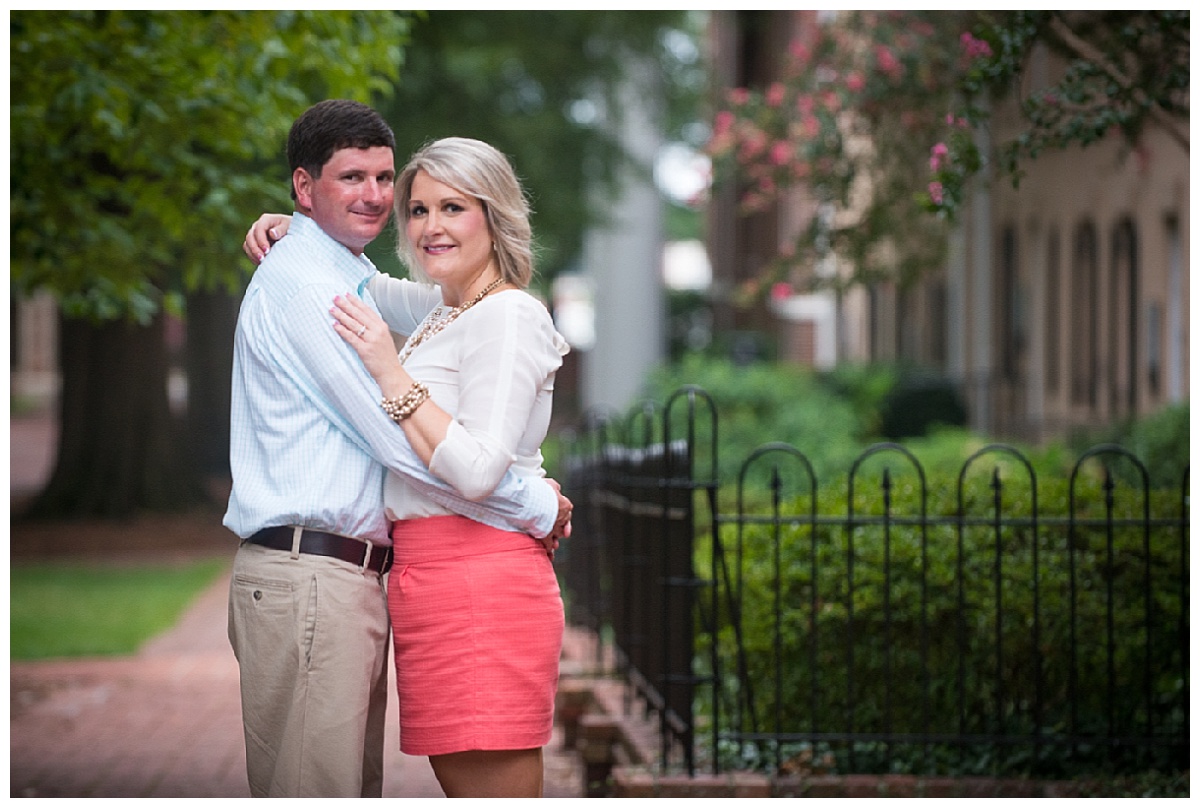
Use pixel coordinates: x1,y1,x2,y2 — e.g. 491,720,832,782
224,99,569,798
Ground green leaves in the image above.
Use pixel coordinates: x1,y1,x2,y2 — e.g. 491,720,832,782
11,10,412,321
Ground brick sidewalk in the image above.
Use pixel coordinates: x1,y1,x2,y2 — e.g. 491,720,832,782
10,567,586,798
11,577,588,798
9,415,586,798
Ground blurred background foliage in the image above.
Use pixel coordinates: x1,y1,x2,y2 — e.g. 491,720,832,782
608,356,1187,493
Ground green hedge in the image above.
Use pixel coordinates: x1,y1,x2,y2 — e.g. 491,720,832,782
640,356,872,485
701,466,1188,778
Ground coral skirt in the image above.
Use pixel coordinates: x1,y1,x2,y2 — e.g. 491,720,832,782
388,515,564,756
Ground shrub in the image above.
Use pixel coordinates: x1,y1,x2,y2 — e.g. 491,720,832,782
701,459,1188,778
879,370,968,439
818,361,899,437
639,356,871,484
1080,402,1190,490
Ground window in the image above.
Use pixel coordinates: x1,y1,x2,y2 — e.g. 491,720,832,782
1109,219,1138,416
999,226,1024,382
1165,216,1184,402
1070,222,1098,409
1045,229,1061,395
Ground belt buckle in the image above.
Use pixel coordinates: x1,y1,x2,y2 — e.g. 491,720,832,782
358,538,375,574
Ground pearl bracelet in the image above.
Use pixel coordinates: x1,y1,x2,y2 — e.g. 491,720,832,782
381,382,430,423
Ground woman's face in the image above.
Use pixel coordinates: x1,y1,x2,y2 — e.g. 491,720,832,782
405,169,493,301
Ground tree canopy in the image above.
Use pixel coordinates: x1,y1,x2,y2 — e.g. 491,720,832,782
939,10,1189,209
11,10,412,323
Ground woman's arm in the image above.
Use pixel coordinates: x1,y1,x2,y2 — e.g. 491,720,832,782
367,274,443,338
242,213,292,264
330,292,451,467
429,295,564,497
331,291,573,544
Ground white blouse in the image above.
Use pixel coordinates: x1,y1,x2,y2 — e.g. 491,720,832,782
368,274,569,522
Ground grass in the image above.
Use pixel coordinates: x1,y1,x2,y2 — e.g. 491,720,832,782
10,559,226,660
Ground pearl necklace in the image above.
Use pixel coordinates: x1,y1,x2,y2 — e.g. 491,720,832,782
398,277,506,366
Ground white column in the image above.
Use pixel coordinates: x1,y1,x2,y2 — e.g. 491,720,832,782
581,66,665,416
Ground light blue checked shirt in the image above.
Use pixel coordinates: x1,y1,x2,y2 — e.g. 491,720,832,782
222,213,558,545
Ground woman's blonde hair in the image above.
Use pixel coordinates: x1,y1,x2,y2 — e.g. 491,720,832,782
394,137,534,288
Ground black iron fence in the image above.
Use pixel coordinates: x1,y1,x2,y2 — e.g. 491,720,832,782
560,387,1189,780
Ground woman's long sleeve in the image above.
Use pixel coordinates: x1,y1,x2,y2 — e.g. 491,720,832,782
427,293,567,499
367,273,442,337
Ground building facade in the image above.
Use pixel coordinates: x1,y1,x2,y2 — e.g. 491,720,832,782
705,10,1189,441
948,55,1190,439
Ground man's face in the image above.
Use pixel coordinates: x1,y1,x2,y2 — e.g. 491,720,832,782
294,146,395,255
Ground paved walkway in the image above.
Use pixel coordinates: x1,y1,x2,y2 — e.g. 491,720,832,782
9,415,586,798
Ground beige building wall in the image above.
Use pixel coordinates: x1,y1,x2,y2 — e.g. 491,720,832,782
951,46,1190,440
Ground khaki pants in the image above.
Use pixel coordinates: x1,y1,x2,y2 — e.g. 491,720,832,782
228,540,390,797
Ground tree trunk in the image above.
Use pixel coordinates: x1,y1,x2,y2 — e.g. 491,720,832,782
25,312,206,519
185,289,240,477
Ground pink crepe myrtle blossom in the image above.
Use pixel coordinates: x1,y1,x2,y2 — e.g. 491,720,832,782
845,71,866,93
771,282,793,302
766,82,786,108
929,142,948,172
912,20,935,37
728,87,750,106
874,44,902,79
960,32,993,60
928,181,944,205
713,110,735,138
770,140,794,166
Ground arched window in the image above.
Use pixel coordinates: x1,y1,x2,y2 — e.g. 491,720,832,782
998,226,1024,382
1045,228,1061,396
928,279,947,365
1070,222,1098,409
1109,219,1139,416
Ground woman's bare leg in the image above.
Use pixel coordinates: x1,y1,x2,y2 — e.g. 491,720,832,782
429,748,544,798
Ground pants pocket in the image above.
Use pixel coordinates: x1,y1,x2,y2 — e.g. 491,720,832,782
228,572,310,796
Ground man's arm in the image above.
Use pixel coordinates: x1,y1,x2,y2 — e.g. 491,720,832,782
280,280,563,538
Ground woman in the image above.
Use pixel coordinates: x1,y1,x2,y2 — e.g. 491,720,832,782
244,138,568,798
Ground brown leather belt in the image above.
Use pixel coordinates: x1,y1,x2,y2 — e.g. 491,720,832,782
247,526,393,574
